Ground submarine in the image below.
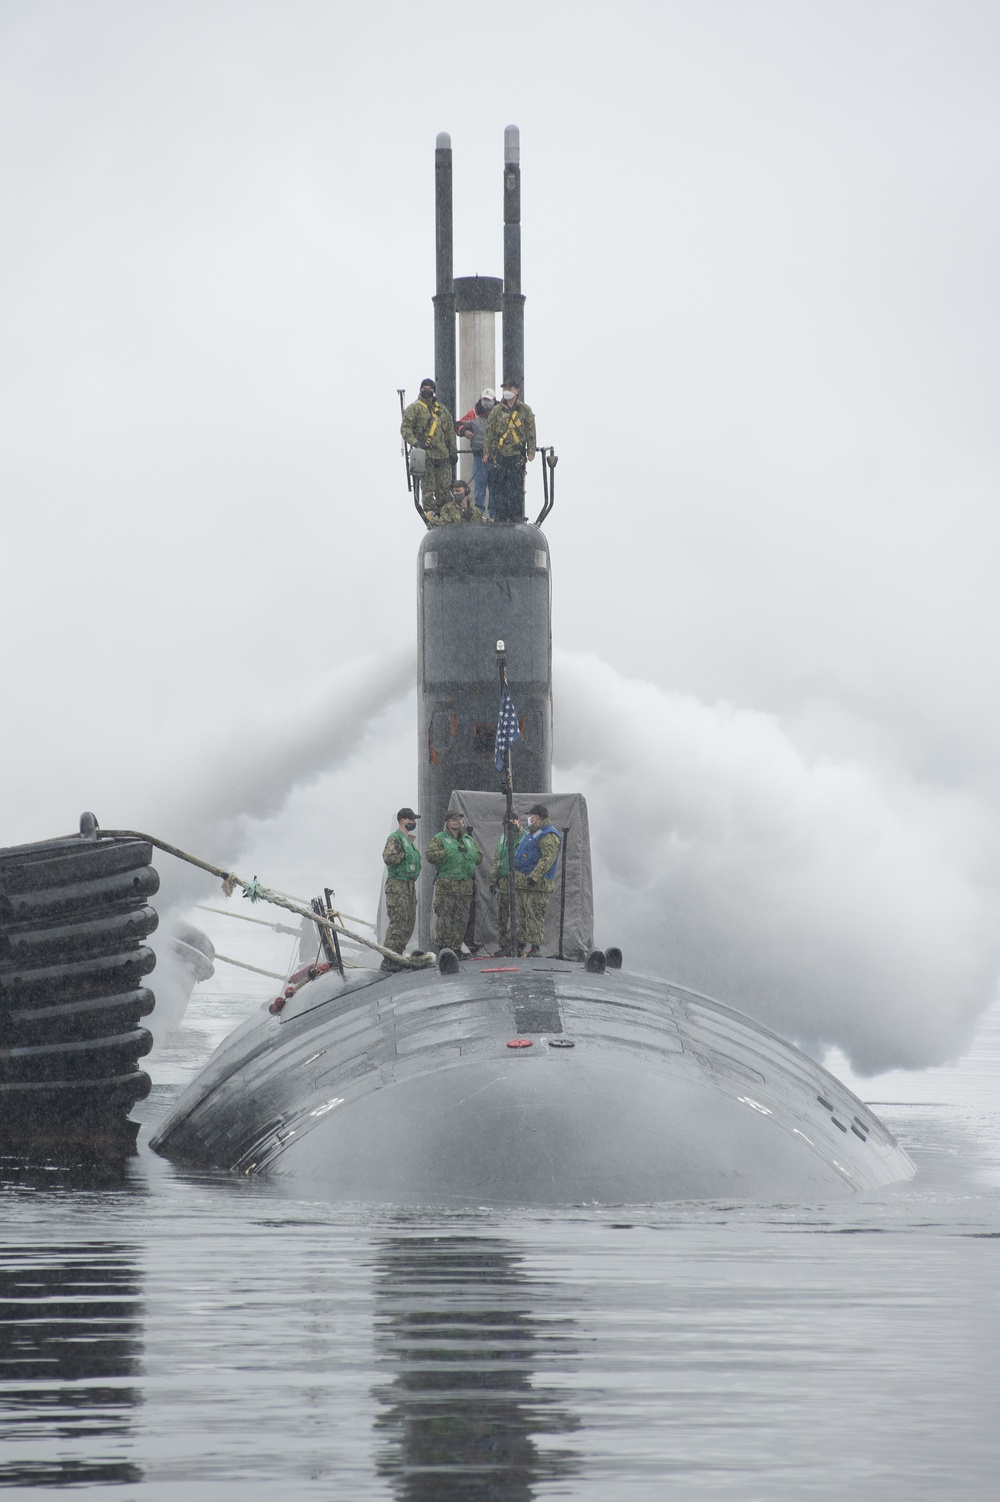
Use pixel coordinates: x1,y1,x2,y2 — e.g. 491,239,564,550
149,128,914,1202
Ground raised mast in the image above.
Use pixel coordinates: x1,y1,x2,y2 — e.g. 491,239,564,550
433,131,456,417
502,124,524,394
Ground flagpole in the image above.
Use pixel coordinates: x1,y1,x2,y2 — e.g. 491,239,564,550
496,641,520,957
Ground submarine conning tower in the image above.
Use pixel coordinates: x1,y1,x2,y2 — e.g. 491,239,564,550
415,126,558,950
417,522,552,849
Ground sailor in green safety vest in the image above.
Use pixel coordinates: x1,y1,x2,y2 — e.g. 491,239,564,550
489,814,524,954
381,806,422,971
400,377,457,517
482,377,536,522
426,811,482,955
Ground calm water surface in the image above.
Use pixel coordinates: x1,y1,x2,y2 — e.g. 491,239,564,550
2,992,998,1500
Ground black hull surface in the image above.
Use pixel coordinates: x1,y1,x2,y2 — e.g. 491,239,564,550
0,823,156,1162
151,957,914,1203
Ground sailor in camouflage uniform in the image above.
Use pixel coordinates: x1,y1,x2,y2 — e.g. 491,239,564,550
489,814,523,953
426,812,482,953
483,378,536,523
430,479,485,527
400,377,457,517
513,804,561,957
381,807,422,971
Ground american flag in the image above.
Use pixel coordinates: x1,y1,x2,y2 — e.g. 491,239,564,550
494,684,521,772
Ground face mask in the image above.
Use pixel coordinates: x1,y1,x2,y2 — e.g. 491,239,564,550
421,390,435,401
481,398,494,410
403,820,416,832
502,389,515,402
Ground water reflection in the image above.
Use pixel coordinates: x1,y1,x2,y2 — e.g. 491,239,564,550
373,1235,581,1501
0,1242,143,1487
0,1154,134,1192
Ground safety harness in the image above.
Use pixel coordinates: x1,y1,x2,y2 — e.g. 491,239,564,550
497,406,524,453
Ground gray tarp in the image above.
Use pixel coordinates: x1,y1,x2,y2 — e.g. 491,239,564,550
448,790,594,960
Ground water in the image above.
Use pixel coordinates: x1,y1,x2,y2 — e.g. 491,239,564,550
2,992,999,1500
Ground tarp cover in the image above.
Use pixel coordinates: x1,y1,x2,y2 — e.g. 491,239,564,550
448,790,594,960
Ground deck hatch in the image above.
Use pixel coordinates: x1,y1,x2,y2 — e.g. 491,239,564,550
511,978,562,1036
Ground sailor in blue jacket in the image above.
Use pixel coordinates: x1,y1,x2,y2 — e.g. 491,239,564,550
513,804,561,957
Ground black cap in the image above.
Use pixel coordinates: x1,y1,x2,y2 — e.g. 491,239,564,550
528,804,548,818
397,807,420,821
451,479,469,492
501,377,519,388
420,377,436,390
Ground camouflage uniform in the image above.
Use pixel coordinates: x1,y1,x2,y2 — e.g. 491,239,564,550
401,395,457,515
429,497,485,527
490,827,523,951
514,829,560,948
426,828,482,952
483,399,536,523
382,829,421,956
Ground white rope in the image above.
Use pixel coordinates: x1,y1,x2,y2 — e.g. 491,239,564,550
195,901,376,933
212,953,287,981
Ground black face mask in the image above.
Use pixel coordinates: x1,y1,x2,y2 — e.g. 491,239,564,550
403,820,417,832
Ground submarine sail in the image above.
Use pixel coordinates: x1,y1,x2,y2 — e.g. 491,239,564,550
415,124,560,952
417,522,553,949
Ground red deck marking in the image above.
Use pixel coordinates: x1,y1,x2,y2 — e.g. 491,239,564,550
507,1038,533,1049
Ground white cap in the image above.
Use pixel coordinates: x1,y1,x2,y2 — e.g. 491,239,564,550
481,388,497,401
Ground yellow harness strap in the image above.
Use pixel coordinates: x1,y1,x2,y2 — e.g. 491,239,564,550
427,405,440,441
500,408,522,446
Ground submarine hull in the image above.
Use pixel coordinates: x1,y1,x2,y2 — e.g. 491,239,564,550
151,959,914,1203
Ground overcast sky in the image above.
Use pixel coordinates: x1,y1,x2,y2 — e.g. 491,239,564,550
2,2,998,1072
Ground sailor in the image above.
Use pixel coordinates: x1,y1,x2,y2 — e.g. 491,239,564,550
430,478,484,527
381,807,422,970
489,814,523,954
456,388,496,515
426,811,482,954
400,377,457,517
513,804,560,957
483,377,536,523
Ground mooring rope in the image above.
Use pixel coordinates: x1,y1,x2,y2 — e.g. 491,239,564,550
99,830,434,970
212,952,288,981
194,901,376,934
194,904,302,937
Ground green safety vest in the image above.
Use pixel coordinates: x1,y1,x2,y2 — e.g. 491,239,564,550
386,830,421,881
432,830,479,882
495,830,525,879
